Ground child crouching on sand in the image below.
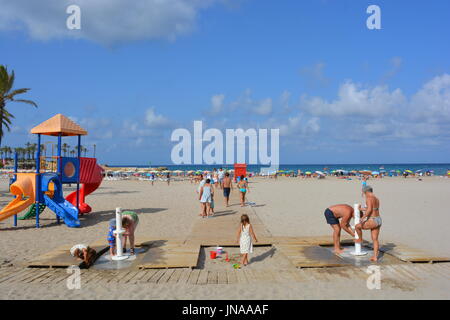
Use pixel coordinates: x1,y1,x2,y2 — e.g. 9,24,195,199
70,244,97,268
235,214,258,266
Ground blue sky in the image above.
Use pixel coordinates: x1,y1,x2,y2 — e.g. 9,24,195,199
1,0,449,165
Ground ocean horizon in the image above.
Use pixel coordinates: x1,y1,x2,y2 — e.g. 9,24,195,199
104,163,450,175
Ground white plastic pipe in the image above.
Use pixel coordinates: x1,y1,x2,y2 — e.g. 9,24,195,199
351,203,367,256
112,207,128,261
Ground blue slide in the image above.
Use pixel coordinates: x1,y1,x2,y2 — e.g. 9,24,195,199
41,173,80,228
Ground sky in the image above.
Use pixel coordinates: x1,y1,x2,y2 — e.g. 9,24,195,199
0,0,449,165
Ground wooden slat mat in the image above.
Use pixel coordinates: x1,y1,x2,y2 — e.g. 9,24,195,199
186,190,271,245
275,244,351,268
368,243,450,263
27,241,108,268
270,235,359,246
138,240,200,269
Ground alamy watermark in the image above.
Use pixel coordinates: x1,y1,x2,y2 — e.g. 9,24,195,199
171,121,279,169
66,5,81,30
366,265,381,290
66,265,81,290
367,5,381,30
65,4,381,32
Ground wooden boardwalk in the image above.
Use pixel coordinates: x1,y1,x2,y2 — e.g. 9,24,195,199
20,184,450,284
1,262,449,286
185,187,272,246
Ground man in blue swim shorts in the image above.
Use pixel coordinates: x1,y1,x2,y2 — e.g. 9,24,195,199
324,204,356,254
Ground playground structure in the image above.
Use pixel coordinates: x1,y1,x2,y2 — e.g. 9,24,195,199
0,114,103,228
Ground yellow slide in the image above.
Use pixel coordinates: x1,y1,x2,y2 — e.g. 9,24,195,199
0,173,36,222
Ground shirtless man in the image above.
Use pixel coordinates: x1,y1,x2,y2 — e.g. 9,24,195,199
324,204,356,254
355,185,382,262
221,172,233,207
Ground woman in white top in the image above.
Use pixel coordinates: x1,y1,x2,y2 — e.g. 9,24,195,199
235,214,258,266
199,179,214,217
197,174,206,216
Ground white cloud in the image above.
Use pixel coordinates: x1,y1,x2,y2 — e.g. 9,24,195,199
364,122,388,134
145,107,171,128
0,0,217,45
302,80,406,117
276,115,320,137
410,74,450,123
209,94,225,115
253,98,272,115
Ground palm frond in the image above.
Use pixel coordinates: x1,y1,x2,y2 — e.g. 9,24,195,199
6,70,15,93
11,98,38,107
5,88,30,100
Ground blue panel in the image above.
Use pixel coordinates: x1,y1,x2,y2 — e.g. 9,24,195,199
60,157,80,184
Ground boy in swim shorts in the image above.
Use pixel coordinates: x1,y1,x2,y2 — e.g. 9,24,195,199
222,172,233,207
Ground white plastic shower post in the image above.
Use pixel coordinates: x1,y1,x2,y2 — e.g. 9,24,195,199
112,207,128,261
351,203,368,256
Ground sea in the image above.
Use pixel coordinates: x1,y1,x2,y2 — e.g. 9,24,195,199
106,163,450,176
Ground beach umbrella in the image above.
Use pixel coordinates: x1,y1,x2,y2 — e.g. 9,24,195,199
372,171,380,175
315,171,325,176
405,170,413,174
305,171,312,175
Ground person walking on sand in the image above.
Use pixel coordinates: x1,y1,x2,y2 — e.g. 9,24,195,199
222,172,233,207
151,172,155,186
197,174,206,215
237,175,249,207
218,168,225,190
199,178,214,217
355,185,382,262
235,214,258,266
213,168,219,190
324,204,356,254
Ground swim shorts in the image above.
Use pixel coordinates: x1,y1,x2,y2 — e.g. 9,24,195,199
324,208,339,225
223,187,231,197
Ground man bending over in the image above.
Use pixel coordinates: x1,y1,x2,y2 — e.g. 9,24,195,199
324,204,356,254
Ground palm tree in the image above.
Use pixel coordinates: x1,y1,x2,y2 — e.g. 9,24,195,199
25,142,32,160
81,146,88,157
30,143,37,160
6,146,12,160
62,143,69,156
0,65,38,147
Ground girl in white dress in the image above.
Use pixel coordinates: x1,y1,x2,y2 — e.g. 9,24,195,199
235,214,258,266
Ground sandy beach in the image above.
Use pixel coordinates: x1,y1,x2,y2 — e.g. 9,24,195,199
0,176,449,299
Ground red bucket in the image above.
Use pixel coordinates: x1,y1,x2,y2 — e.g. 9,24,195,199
210,251,217,259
